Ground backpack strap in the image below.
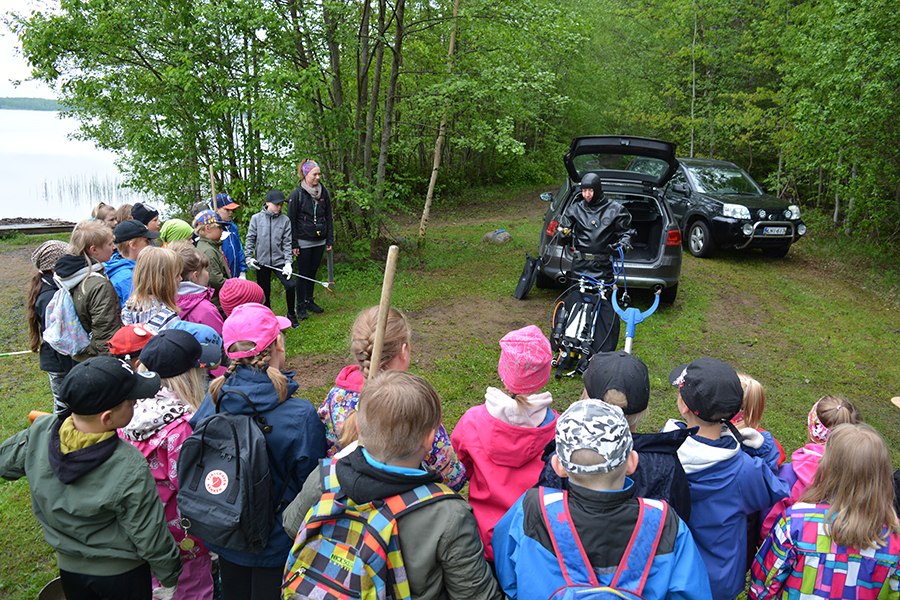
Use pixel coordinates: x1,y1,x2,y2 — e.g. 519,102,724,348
539,487,600,587
611,498,668,595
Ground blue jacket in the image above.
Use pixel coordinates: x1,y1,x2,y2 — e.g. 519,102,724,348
190,367,326,567
220,221,247,278
663,420,791,600
492,481,711,600
103,257,136,307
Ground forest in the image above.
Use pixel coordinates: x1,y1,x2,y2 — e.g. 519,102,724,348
0,97,60,110
7,0,900,245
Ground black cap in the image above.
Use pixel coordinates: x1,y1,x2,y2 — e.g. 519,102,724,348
114,219,160,244
131,202,159,226
265,190,286,204
669,357,743,422
139,329,221,378
60,357,161,415
583,351,650,415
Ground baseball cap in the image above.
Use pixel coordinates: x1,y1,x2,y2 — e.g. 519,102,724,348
556,399,633,475
668,357,743,423
131,202,159,226
583,351,650,415
107,324,155,355
114,219,160,244
265,190,286,205
139,329,221,378
193,209,227,228
220,278,266,317
60,356,161,415
169,320,223,349
214,193,240,210
223,303,291,359
497,325,552,395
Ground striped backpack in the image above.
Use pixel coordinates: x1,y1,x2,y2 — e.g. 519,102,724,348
282,459,458,600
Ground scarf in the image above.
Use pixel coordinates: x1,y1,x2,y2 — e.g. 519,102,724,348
301,181,322,200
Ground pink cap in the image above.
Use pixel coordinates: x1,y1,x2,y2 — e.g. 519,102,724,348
223,303,291,359
497,325,552,395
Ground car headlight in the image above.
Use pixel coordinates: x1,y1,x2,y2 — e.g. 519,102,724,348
722,203,751,220
785,205,801,220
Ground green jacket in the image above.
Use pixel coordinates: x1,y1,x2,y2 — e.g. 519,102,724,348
196,237,230,310
0,415,182,585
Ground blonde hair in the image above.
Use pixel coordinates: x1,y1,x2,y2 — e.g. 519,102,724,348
737,372,766,429
566,448,628,488
68,221,115,292
116,204,133,223
168,240,209,281
814,395,860,434
209,335,288,405
138,364,207,411
578,388,645,430
357,371,442,463
91,202,116,223
338,306,412,449
801,423,899,549
124,247,182,314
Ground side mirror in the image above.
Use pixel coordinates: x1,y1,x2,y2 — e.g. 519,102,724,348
672,184,689,196
540,192,553,202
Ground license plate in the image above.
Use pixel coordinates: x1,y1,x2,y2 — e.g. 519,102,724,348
763,227,787,235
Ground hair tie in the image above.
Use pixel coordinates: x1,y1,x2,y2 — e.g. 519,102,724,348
222,370,232,380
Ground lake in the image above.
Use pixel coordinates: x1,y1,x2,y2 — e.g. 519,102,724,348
0,109,163,222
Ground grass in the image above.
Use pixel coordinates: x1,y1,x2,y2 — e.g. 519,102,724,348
1,194,900,599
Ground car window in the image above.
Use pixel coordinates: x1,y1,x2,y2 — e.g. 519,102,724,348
572,154,670,179
685,165,763,195
668,169,687,190
550,180,570,212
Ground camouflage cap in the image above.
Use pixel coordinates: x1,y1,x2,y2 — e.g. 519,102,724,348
556,399,633,475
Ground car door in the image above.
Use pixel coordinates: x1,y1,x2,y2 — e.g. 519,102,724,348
664,168,691,228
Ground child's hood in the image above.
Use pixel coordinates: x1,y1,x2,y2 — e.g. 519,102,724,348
54,255,104,288
789,442,824,488
473,397,557,468
484,387,552,428
662,418,740,474
334,365,364,393
103,257,135,280
192,366,301,422
48,417,119,484
120,389,193,444
177,281,214,308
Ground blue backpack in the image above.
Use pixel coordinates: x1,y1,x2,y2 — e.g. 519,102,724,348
540,488,667,600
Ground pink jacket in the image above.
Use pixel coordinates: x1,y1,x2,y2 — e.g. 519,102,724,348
450,389,557,561
177,282,224,335
761,442,824,540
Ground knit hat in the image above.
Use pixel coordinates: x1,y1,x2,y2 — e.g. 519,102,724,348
159,219,193,244
556,399,633,475
107,324,155,356
497,325,552,395
583,351,650,415
131,202,159,226
214,193,239,210
31,240,68,272
220,278,265,317
223,303,291,359
60,356,160,415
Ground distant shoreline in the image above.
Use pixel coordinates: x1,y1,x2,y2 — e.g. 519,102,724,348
0,97,61,111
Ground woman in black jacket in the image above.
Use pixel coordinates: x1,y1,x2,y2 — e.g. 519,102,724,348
287,158,333,321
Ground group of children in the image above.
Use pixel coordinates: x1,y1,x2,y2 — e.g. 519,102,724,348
6,224,900,600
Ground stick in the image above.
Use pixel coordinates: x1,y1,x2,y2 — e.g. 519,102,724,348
327,248,335,291
0,350,33,357
368,245,400,381
209,165,217,206
260,264,332,290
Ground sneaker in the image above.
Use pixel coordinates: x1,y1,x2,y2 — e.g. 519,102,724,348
296,307,309,322
306,300,324,314
287,313,300,328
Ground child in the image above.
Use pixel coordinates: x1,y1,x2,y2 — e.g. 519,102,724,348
245,189,298,326
537,350,694,521
760,394,860,540
105,219,161,307
662,357,790,600
91,201,118,229
283,370,503,600
450,325,558,562
132,202,161,232
115,203,132,224
27,239,75,413
492,399,711,600
107,323,155,369
318,305,466,491
0,356,182,599
193,209,231,311
54,220,123,362
189,303,325,600
159,219,194,246
169,240,224,335
121,247,183,333
750,423,900,600
121,330,220,600
212,193,247,280
731,373,784,470
219,278,266,318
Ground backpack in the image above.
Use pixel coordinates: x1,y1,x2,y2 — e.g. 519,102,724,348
540,487,667,600
177,389,288,554
549,285,619,377
42,275,91,356
282,458,458,600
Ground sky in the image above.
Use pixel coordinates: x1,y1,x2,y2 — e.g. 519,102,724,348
1,0,55,98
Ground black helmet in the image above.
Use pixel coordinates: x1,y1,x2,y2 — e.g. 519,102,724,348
581,172,602,193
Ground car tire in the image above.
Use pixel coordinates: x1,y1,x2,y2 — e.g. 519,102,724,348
762,244,791,258
687,220,716,258
535,267,555,289
659,284,678,304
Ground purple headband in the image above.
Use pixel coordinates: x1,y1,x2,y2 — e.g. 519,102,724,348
301,160,320,177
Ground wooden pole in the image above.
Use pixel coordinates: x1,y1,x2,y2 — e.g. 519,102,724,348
368,245,400,380
209,165,218,206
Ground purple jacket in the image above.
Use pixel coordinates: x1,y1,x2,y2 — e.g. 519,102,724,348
176,282,224,335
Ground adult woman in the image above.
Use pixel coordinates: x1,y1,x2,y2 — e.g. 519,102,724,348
287,159,333,321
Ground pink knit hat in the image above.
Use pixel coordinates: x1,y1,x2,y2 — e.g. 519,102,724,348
497,325,552,395
223,303,291,359
220,278,266,317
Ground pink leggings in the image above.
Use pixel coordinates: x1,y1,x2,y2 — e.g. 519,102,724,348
152,554,214,600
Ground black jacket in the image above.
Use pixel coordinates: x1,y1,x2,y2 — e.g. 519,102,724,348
535,427,694,522
287,185,334,248
559,193,635,281
35,275,76,374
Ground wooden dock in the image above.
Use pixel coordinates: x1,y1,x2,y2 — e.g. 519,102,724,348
0,222,75,236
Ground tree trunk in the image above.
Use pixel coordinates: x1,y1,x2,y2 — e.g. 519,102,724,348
365,0,386,183
375,0,405,202
689,0,698,158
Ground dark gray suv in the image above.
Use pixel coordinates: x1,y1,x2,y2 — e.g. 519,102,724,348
536,135,683,303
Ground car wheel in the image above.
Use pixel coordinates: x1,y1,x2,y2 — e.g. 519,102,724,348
762,244,791,258
535,267,554,289
687,220,716,258
659,284,678,304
